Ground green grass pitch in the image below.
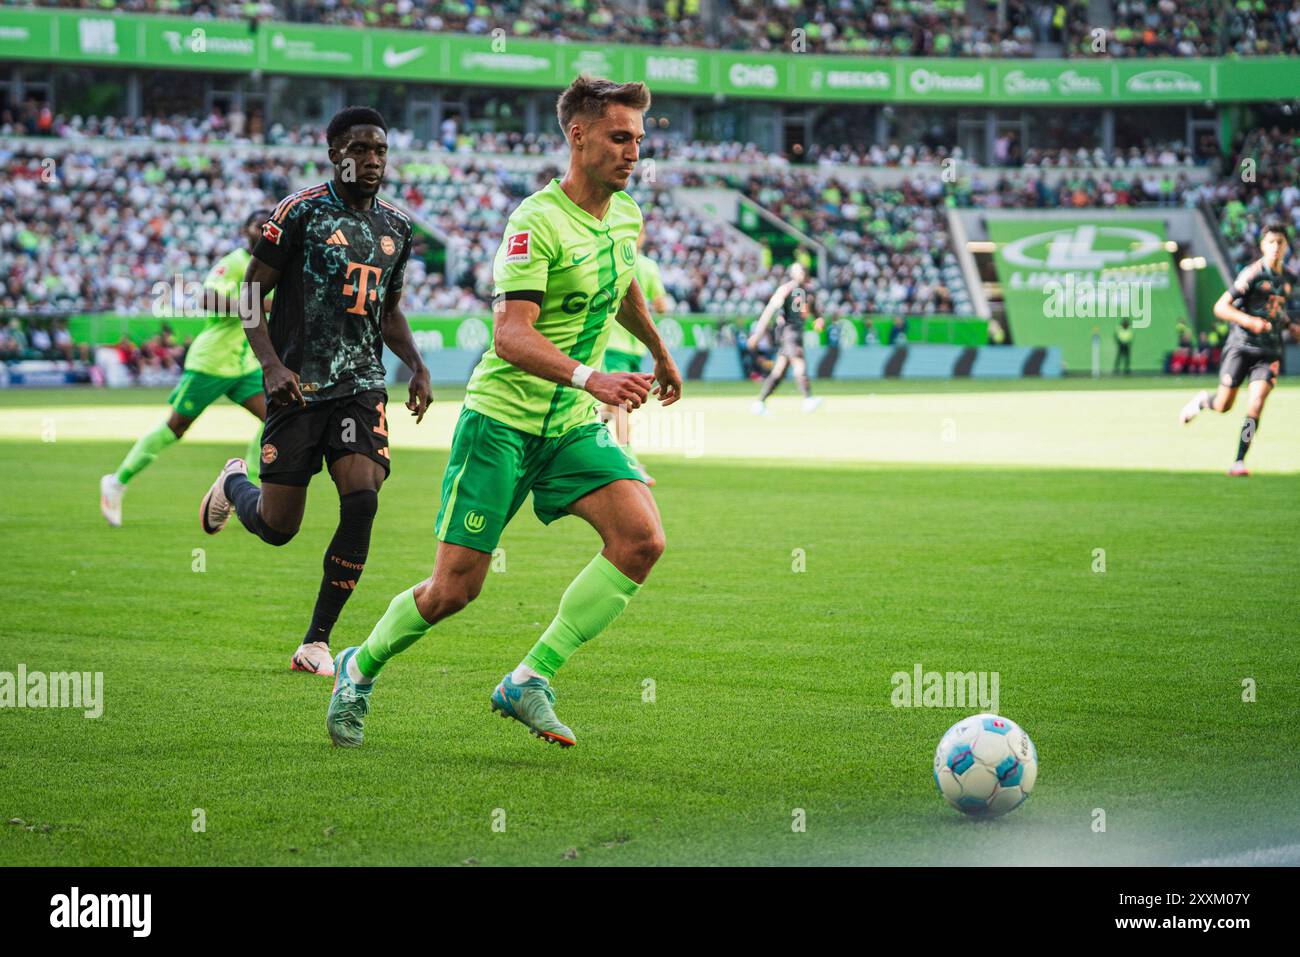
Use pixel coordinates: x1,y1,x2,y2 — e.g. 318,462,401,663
1,380,1297,865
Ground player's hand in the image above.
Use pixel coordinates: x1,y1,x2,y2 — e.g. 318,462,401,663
652,353,683,407
406,368,432,424
814,317,825,332
1245,317,1271,335
264,362,304,407
586,371,654,410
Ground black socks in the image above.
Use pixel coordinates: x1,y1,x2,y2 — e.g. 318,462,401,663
303,489,378,647
1236,416,1258,463
225,474,295,546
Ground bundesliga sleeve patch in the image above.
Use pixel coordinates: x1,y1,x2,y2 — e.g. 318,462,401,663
504,231,531,264
262,221,283,245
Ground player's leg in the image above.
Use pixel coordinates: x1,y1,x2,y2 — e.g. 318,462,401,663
1181,351,1240,423
327,540,491,747
100,371,216,525
202,398,318,539
327,407,520,746
791,351,821,411
1229,363,1276,476
493,426,661,746
754,353,789,414
360,540,490,680
291,452,385,676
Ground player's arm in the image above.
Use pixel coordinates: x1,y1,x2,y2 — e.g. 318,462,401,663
748,282,790,348
1215,266,1270,335
379,289,431,424
614,277,681,406
494,295,654,410
238,255,303,406
378,232,431,422
1213,289,1270,334
805,288,825,332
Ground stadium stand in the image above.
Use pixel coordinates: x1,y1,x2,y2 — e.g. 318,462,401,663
14,0,1296,56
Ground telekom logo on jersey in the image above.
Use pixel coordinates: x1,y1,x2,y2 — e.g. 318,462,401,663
342,262,382,315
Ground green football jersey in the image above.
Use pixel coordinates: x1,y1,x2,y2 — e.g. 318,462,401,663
467,179,643,437
607,255,665,357
184,247,261,379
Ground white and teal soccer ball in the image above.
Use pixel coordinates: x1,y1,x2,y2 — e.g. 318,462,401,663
933,713,1037,818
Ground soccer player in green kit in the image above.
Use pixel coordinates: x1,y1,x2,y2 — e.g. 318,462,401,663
1180,224,1300,475
326,75,683,749
601,225,671,485
100,210,272,527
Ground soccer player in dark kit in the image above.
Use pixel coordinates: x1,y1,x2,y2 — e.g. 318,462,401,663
1180,224,1300,475
198,106,433,677
747,262,824,416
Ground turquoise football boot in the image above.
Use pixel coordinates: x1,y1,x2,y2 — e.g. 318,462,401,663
490,674,576,747
326,647,374,748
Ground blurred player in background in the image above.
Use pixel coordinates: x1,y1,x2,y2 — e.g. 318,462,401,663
748,262,824,416
325,75,682,750
100,210,272,527
601,225,670,485
1180,224,1299,475
196,106,432,677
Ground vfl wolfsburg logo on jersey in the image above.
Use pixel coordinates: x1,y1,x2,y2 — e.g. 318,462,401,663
464,510,486,533
620,240,636,266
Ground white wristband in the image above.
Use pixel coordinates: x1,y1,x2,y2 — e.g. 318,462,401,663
570,363,596,390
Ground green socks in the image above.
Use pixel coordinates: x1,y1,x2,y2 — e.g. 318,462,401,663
115,421,178,484
356,587,431,680
355,555,640,682
524,554,641,679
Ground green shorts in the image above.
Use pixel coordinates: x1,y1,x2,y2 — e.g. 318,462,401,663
603,349,645,374
435,407,644,553
168,369,263,418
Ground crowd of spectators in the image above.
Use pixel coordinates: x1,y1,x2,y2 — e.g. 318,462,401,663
741,171,972,316
5,101,1216,177
1186,125,1300,274
0,317,90,362
5,123,1298,362
19,0,1300,56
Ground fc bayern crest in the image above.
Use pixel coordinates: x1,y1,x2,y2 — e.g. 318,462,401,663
380,235,396,256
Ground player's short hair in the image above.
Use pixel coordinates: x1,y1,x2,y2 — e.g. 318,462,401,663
556,75,651,140
243,208,272,229
1261,223,1289,241
326,106,387,147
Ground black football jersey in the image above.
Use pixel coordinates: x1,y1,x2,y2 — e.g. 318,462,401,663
1225,258,1296,356
253,181,413,402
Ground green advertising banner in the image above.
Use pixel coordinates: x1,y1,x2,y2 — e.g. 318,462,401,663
3,8,1298,104
989,61,1111,103
989,218,1189,373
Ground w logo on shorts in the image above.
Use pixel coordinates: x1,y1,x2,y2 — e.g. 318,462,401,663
464,510,486,534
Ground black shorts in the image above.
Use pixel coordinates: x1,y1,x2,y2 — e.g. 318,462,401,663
778,325,806,359
1219,346,1278,390
259,388,391,486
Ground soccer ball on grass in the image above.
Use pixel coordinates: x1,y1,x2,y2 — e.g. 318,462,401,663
933,713,1037,818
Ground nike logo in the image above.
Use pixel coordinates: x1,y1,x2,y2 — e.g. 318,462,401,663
382,46,425,69
572,253,591,265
